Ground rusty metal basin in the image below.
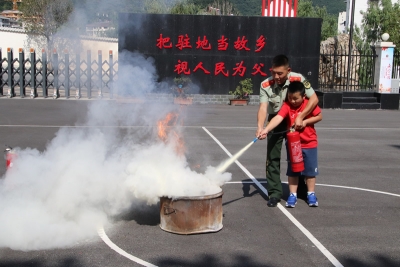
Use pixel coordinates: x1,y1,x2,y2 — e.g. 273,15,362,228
159,190,223,235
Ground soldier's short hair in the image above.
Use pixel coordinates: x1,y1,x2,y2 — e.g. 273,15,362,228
288,81,305,96
272,55,289,68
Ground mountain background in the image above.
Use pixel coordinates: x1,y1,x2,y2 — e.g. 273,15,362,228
0,0,347,16
193,0,346,16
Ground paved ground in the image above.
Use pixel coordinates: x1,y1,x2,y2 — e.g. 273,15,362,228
0,98,399,267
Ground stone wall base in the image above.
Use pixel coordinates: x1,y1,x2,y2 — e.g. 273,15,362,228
149,94,260,105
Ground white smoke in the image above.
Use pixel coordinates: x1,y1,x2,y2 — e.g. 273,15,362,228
0,47,231,252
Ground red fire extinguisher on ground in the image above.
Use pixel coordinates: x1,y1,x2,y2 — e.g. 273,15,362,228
4,146,16,170
287,130,305,173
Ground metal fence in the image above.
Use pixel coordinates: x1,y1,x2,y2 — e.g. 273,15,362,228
0,48,118,99
393,48,400,79
319,44,377,92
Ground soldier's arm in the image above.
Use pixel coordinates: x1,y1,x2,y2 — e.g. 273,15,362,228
294,76,319,129
298,93,318,120
257,84,269,139
257,102,268,139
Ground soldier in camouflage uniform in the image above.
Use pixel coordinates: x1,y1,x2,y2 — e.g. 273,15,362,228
256,55,319,207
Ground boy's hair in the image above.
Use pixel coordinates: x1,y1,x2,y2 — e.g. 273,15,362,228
272,55,289,68
288,81,305,96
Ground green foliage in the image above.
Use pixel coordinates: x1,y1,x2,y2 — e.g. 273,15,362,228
189,0,213,7
2,0,345,23
0,0,12,11
20,0,74,50
311,0,346,15
172,76,192,97
170,0,202,14
144,0,169,14
351,0,400,90
174,76,192,87
298,0,338,41
229,0,259,16
205,0,240,15
190,0,346,16
229,78,253,99
11,0,345,43
360,0,400,46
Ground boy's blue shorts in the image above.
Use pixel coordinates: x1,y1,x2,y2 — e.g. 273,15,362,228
286,147,319,177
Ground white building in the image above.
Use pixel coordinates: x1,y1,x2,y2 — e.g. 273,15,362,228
86,21,114,37
338,11,346,33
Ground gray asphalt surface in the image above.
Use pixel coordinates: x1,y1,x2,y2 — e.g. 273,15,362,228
0,98,399,267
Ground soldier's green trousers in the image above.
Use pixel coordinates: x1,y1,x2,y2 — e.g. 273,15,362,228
266,114,287,200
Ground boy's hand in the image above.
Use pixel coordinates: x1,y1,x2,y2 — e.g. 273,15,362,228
294,116,305,130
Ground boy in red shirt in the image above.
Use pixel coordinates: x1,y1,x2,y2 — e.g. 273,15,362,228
259,81,322,208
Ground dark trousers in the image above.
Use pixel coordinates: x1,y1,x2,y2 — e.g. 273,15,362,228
266,114,287,199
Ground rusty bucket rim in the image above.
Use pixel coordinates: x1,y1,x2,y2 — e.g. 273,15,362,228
161,188,223,201
159,224,223,235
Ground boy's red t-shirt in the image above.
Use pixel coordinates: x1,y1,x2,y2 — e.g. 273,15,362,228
277,99,321,148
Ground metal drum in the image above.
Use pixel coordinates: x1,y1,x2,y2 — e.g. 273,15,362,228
159,190,223,235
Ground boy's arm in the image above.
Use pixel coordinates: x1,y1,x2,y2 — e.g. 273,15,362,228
303,112,322,126
259,115,284,139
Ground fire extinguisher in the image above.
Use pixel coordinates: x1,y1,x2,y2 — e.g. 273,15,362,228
287,130,305,173
4,146,16,170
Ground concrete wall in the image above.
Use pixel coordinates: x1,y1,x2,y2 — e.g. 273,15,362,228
0,28,118,60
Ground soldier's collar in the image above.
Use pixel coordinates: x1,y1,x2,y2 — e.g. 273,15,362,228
275,80,289,89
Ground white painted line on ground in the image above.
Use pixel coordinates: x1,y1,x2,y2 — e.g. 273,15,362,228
276,205,343,266
203,127,400,131
202,127,268,195
315,184,400,198
203,127,344,267
97,227,158,267
227,181,400,197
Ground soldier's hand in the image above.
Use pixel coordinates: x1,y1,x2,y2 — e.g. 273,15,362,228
256,127,265,140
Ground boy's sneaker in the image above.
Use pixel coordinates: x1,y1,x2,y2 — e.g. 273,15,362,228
285,193,297,208
307,193,318,207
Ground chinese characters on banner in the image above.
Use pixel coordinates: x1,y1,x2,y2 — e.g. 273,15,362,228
157,34,268,77
379,47,394,93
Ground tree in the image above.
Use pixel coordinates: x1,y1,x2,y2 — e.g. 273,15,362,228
360,0,400,46
0,0,13,11
20,0,74,51
311,0,346,15
297,0,338,41
204,0,240,15
143,0,169,14
229,0,259,16
170,0,202,14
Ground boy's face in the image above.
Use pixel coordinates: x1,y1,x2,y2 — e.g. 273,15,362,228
287,91,305,108
271,65,290,85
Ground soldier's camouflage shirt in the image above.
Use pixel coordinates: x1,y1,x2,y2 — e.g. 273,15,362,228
259,71,315,114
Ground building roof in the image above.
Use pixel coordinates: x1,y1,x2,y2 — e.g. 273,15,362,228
1,10,23,14
86,21,112,28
